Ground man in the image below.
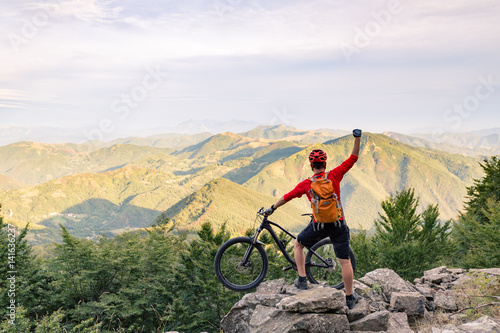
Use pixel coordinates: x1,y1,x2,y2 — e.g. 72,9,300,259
264,129,361,309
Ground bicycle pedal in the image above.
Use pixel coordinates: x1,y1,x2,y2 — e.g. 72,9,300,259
282,266,292,272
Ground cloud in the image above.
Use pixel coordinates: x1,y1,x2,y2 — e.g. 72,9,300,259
0,0,499,132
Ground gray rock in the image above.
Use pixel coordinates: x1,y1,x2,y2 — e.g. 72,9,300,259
283,280,328,296
424,266,451,276
423,273,454,285
415,284,434,299
277,287,345,313
347,297,370,322
359,269,417,302
349,310,390,332
449,268,466,276
354,279,372,296
469,268,500,276
387,312,414,333
370,301,390,312
390,291,426,317
457,315,500,332
248,305,280,328
220,293,259,333
256,278,288,295
250,310,349,333
220,286,288,333
434,290,458,311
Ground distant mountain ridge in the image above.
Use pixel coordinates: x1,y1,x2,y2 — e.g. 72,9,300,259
0,125,493,245
243,133,484,229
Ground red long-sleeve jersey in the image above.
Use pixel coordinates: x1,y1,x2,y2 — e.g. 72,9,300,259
283,154,358,219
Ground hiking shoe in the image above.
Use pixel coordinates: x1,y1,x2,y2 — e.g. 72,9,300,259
346,292,360,310
294,278,308,290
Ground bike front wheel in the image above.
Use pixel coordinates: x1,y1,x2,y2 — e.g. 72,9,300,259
214,237,269,292
305,238,356,290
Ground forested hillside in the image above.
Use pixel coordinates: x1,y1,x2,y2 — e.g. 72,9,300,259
0,127,489,245
244,133,483,229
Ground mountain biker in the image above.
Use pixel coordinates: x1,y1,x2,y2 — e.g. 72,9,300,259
264,129,362,309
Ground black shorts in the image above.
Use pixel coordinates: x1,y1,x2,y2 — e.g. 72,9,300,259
296,220,351,260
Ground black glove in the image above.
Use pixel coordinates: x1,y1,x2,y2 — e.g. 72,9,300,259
353,129,362,137
264,205,276,216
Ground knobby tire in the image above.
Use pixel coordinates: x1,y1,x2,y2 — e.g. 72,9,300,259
305,238,356,289
214,237,268,292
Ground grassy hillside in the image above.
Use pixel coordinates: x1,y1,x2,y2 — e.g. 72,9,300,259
0,129,490,245
0,167,190,244
0,142,174,185
0,138,308,244
163,177,310,236
384,132,500,156
107,132,212,149
244,133,484,229
0,174,26,190
238,125,345,143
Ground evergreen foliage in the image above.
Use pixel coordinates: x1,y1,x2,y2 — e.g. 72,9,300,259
452,156,500,268
0,219,243,332
353,188,452,280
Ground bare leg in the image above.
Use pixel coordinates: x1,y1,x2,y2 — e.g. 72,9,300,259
339,258,353,295
294,239,306,277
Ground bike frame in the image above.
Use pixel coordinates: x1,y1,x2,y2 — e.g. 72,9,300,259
242,214,332,270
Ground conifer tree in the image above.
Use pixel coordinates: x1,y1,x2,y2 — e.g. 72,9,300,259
452,156,500,268
372,188,451,280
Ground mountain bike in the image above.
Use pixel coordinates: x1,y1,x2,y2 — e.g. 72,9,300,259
214,208,356,292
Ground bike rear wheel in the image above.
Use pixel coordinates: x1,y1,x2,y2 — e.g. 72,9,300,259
305,238,356,289
214,237,268,292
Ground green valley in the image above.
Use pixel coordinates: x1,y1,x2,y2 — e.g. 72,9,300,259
0,126,492,245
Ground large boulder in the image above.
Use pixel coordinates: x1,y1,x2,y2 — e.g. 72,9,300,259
250,307,349,333
277,287,345,313
359,269,417,302
387,312,413,333
349,310,390,331
389,291,426,317
434,290,458,311
347,297,370,322
429,315,500,332
221,280,290,333
221,281,350,333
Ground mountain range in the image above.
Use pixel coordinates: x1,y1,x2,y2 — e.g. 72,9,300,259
0,125,495,245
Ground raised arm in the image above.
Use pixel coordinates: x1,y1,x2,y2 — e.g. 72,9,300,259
352,129,362,157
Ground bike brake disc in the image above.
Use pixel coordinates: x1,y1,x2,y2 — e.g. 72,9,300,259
325,258,336,273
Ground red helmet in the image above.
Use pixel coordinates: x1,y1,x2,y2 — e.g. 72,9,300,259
309,149,327,164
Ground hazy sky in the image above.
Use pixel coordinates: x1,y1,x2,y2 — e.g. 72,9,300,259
1,0,499,138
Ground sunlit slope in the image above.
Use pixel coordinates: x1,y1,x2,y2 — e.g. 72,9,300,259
244,133,483,229
0,142,174,185
0,167,185,242
0,174,26,190
238,125,347,143
163,178,310,236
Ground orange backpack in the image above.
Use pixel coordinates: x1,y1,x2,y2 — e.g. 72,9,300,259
308,174,342,223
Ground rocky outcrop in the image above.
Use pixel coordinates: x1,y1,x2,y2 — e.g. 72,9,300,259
221,267,500,333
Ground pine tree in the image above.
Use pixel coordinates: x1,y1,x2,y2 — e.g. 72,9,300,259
166,222,240,333
452,156,500,268
372,188,451,280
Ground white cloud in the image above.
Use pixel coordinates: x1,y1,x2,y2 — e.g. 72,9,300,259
0,0,499,132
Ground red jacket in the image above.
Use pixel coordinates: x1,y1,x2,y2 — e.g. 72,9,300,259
283,154,358,219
